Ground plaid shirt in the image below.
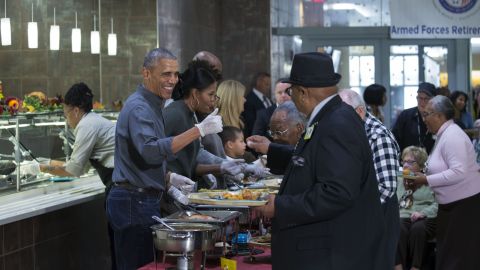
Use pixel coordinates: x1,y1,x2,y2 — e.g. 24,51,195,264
365,113,400,204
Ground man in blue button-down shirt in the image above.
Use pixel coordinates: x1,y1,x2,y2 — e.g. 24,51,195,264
106,48,223,270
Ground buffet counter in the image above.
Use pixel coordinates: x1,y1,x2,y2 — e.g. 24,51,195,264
0,174,105,225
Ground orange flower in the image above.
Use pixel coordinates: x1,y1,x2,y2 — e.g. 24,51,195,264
8,99,19,110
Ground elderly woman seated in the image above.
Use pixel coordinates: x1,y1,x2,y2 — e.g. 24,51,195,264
395,146,437,270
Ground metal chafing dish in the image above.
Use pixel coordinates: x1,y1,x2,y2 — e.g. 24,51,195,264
151,222,220,270
163,210,242,257
151,222,220,253
163,210,241,224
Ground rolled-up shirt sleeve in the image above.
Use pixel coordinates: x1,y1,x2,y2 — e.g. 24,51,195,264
129,106,174,165
65,126,97,177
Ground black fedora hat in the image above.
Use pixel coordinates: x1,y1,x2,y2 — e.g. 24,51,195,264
282,52,341,88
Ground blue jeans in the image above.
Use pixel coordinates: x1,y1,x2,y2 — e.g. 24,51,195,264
106,186,162,270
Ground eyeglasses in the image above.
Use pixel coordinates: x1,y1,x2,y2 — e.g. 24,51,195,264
421,111,436,118
402,159,417,166
267,128,289,137
285,87,293,96
416,96,430,102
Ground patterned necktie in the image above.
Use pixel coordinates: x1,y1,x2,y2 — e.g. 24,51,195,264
262,95,271,108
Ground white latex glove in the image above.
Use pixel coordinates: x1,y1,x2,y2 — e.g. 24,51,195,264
195,108,223,137
19,160,40,176
220,159,245,176
244,163,270,178
203,174,218,189
169,173,196,194
167,186,189,205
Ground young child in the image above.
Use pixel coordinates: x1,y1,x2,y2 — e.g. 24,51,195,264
219,126,269,184
219,126,247,160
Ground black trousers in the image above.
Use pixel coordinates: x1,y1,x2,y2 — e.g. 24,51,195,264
382,194,400,268
436,192,480,270
396,217,436,268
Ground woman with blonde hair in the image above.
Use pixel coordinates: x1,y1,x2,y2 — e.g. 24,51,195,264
217,80,246,129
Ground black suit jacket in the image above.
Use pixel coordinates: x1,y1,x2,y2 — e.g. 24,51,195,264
392,107,435,154
252,104,277,138
266,142,293,175
242,91,270,137
272,96,388,270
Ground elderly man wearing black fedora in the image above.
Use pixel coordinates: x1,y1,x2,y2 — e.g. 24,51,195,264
392,82,437,154
256,52,388,270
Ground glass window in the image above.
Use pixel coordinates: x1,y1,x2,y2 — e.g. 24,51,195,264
271,0,391,28
471,38,480,119
316,45,374,91
390,45,419,124
423,46,448,87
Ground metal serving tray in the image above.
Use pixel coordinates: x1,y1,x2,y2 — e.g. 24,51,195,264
164,210,242,224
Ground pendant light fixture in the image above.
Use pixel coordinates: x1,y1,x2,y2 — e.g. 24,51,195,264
90,14,100,54
27,2,38,49
107,17,117,56
71,11,81,53
1,0,12,46
49,7,60,50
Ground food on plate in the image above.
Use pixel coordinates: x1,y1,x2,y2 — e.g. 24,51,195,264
210,189,265,200
250,234,271,243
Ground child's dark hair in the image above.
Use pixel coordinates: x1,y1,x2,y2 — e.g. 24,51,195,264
219,126,243,146
172,60,219,100
64,82,94,112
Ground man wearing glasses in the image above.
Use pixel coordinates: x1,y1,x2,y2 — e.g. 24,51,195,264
247,101,306,175
392,82,438,154
255,52,388,269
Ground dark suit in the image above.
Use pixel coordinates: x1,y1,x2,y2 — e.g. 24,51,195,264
266,142,293,175
242,90,270,137
392,107,435,154
252,104,277,138
272,96,387,270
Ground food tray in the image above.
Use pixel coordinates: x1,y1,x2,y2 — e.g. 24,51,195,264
188,191,267,207
248,234,272,248
163,210,241,224
260,178,282,190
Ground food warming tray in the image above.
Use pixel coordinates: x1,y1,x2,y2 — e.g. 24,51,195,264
163,210,241,224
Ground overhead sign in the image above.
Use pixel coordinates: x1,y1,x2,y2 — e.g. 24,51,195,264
390,0,480,39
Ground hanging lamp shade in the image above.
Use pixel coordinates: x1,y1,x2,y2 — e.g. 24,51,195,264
27,3,38,49
1,17,11,46
27,22,38,48
1,0,12,46
90,15,100,54
49,7,60,50
107,17,116,56
71,12,81,53
72,28,81,52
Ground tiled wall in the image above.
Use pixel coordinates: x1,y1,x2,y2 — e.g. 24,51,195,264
0,197,110,270
0,0,156,109
0,0,270,108
156,0,271,93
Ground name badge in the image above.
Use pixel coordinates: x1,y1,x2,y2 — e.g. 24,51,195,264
304,125,315,140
